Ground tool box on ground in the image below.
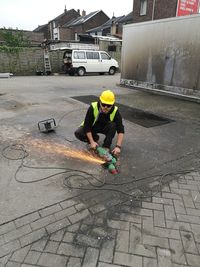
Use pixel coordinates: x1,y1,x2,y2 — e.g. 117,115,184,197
38,118,57,133
96,146,119,174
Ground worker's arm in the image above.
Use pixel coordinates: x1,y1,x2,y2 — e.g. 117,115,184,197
86,132,98,149
112,133,124,155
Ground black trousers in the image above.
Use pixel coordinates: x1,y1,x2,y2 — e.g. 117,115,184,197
74,122,117,149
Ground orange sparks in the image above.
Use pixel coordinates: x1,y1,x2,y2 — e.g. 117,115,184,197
27,139,105,164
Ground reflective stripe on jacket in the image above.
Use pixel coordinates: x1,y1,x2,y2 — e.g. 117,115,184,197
81,101,118,126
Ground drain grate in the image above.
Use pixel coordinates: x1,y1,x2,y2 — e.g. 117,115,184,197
72,95,174,128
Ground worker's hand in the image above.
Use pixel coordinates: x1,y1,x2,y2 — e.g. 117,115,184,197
112,146,121,156
90,141,98,150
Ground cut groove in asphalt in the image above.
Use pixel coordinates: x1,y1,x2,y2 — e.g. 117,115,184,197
71,95,174,128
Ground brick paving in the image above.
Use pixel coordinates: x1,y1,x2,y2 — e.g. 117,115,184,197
0,170,200,267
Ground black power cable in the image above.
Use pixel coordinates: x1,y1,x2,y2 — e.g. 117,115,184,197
2,144,199,201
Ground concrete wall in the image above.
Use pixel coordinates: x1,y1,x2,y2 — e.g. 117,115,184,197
0,41,121,75
0,48,64,75
120,14,200,99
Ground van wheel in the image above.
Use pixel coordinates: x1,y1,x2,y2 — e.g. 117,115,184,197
109,67,116,75
77,67,85,76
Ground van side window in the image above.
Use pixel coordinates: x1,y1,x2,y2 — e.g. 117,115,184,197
100,52,110,60
74,51,86,59
86,52,99,59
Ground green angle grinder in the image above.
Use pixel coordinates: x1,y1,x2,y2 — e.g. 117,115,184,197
96,146,119,174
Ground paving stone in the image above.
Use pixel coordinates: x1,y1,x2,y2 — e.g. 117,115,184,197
4,262,21,267
98,263,123,267
169,239,187,265
164,205,177,221
131,243,156,258
20,228,47,247
4,225,32,243
57,243,85,257
166,220,192,231
153,210,166,227
37,252,68,267
54,206,77,220
24,250,41,265
190,224,200,242
191,191,200,202
129,223,141,252
62,232,75,243
60,199,77,209
45,218,70,234
154,227,181,239
120,213,141,224
0,240,21,257
76,233,100,248
162,193,182,200
186,207,200,216
30,237,48,251
113,251,142,267
143,235,169,248
14,212,40,228
142,201,163,211
107,219,129,230
99,239,115,263
50,229,65,241
177,214,200,224
152,197,173,205
186,253,200,267
142,217,153,235
67,257,81,267
68,209,90,224
143,257,158,267
44,240,59,253
0,222,16,235
180,231,198,254
182,195,195,208
39,204,62,217
82,247,99,267
10,245,30,262
173,199,186,214
116,230,129,252
30,215,55,231
157,247,173,267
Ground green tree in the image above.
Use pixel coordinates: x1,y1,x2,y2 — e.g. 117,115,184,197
0,28,31,52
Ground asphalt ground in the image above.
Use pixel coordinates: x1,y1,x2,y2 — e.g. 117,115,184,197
0,73,200,266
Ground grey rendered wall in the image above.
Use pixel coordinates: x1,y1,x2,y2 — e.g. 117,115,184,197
120,14,200,98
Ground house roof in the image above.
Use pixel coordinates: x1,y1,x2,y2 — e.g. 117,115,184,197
118,12,133,23
86,15,125,33
63,10,103,27
33,24,48,32
49,9,79,22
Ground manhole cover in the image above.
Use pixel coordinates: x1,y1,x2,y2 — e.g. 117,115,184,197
71,95,174,128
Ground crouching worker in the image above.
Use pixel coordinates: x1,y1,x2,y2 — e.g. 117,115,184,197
74,90,124,156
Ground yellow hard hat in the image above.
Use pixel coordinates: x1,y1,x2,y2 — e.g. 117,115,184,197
99,90,115,105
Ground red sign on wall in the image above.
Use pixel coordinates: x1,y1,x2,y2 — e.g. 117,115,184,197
177,0,200,16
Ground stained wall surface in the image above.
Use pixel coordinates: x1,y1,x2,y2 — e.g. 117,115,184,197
120,14,200,98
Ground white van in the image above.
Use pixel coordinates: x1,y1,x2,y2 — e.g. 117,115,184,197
63,49,119,76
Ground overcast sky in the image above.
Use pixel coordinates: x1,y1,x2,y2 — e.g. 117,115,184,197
0,0,133,31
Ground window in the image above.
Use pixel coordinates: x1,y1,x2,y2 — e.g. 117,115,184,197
100,52,110,60
86,52,99,59
140,0,147,16
74,51,86,59
108,45,116,52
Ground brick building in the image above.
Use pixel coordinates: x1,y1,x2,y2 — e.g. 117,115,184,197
132,0,178,23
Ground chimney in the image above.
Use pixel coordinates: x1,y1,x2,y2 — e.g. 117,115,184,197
77,9,80,15
64,5,67,13
82,10,86,16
